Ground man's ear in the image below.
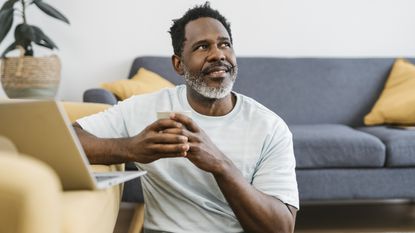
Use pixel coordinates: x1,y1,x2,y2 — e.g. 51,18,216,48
171,54,184,76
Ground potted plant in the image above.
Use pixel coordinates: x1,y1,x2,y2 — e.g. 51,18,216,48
0,0,69,99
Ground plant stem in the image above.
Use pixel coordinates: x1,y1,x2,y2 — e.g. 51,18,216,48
20,0,26,24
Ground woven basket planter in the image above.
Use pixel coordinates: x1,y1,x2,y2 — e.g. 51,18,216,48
0,48,61,99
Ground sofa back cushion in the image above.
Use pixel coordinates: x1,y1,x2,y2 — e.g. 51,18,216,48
129,56,415,126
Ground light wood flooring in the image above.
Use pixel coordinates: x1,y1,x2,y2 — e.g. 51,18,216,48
114,200,415,233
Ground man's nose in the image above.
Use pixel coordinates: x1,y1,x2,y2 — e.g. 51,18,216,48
207,46,225,61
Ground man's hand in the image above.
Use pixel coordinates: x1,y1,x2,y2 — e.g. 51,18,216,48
161,113,231,175
125,118,190,163
72,118,189,165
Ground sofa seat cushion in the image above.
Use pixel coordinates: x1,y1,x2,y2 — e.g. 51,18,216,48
357,126,415,167
290,124,385,168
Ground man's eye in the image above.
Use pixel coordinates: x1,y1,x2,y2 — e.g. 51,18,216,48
220,42,231,48
196,45,208,50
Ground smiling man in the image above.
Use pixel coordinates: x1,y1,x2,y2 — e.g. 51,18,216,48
73,2,298,233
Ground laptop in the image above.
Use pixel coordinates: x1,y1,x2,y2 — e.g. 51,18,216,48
0,100,146,190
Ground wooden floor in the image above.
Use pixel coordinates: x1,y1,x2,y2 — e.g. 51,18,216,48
114,200,415,233
114,203,138,233
296,200,415,233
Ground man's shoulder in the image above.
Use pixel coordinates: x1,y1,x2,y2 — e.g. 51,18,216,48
235,92,291,136
237,92,283,121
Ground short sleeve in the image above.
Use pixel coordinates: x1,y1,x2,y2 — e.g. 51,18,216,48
252,121,299,209
76,101,128,138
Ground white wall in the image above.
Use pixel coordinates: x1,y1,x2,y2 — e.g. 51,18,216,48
1,0,415,101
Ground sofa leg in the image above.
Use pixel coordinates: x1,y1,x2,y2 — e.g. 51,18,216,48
128,203,145,233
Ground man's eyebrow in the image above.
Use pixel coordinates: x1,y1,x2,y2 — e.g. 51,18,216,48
191,39,209,48
217,36,231,41
190,37,231,49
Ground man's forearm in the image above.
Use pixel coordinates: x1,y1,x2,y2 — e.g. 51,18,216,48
214,163,296,233
73,123,132,165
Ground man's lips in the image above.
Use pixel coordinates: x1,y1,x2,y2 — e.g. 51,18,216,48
202,65,231,78
206,69,227,78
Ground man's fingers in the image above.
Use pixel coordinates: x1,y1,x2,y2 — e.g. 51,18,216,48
156,151,189,158
161,128,199,142
161,128,190,136
148,118,183,132
150,143,190,155
171,113,199,132
150,132,188,144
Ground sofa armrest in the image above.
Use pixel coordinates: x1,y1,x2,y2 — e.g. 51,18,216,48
0,153,61,233
60,164,124,233
83,88,118,105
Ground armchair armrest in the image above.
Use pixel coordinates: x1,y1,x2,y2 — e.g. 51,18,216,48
83,88,118,105
61,164,124,233
0,153,61,233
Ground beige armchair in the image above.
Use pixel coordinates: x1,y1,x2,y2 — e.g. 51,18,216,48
0,102,124,233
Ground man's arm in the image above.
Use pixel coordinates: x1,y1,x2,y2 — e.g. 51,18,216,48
72,120,190,165
215,163,296,233
73,122,131,164
167,113,296,233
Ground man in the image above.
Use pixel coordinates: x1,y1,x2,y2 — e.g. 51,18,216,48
74,2,299,233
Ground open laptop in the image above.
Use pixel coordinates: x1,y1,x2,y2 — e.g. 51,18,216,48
0,100,146,190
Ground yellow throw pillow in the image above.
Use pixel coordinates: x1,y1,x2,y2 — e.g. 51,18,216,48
101,68,175,100
364,58,415,126
62,102,111,123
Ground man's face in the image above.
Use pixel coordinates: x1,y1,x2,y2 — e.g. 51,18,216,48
179,17,238,99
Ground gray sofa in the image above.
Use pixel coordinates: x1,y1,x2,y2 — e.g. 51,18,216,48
84,56,415,203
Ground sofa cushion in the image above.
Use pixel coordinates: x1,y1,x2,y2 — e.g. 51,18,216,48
364,59,415,126
297,168,415,201
62,102,111,123
357,126,415,167
101,68,174,100
290,124,385,168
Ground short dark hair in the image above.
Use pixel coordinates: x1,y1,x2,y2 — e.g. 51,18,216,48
169,2,233,56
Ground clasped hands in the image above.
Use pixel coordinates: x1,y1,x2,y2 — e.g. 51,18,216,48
126,113,230,175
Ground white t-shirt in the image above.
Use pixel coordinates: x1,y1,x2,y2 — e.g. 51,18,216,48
77,85,299,233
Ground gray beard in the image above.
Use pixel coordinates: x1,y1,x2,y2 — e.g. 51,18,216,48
182,64,238,99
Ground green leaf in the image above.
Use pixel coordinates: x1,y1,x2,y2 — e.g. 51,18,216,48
33,0,70,24
14,24,58,50
15,24,37,42
0,0,19,12
1,41,16,57
0,8,14,44
32,25,57,49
